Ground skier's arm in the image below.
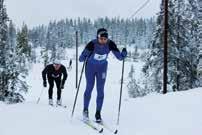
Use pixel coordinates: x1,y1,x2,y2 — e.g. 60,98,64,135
79,41,94,62
62,66,68,85
42,66,48,82
109,40,127,61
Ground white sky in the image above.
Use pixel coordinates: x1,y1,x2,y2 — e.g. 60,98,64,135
5,0,161,28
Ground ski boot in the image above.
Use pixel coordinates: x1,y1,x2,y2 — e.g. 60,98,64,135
49,99,53,106
83,109,89,122
95,110,102,123
56,99,62,106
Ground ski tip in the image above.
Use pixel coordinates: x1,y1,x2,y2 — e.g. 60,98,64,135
114,129,118,134
99,128,104,133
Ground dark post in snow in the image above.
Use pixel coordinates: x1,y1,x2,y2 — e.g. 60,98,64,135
76,31,79,89
163,0,168,94
176,0,180,91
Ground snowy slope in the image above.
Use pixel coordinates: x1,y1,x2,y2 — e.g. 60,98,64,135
0,48,202,135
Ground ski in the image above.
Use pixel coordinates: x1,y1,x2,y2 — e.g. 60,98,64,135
55,105,67,108
48,104,67,108
80,119,104,133
95,121,118,134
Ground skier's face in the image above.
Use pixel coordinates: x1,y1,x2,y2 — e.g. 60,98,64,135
98,37,108,45
53,64,61,71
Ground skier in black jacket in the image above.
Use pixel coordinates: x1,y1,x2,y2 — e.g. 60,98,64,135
42,60,67,106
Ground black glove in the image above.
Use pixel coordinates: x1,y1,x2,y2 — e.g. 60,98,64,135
43,81,47,87
121,48,127,58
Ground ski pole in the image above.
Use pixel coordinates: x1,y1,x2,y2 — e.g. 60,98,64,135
76,31,79,89
71,59,86,118
116,58,125,129
67,59,73,71
36,87,45,104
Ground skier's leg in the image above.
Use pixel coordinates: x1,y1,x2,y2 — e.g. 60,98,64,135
84,63,96,111
55,78,62,100
96,63,108,112
48,78,54,99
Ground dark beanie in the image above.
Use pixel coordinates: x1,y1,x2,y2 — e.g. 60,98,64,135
97,28,108,38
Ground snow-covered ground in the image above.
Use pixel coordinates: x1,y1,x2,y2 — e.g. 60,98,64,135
0,48,202,135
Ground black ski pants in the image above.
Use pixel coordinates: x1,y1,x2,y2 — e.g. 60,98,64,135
48,77,61,100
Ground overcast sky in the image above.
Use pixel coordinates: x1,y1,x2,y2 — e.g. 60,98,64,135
5,0,161,28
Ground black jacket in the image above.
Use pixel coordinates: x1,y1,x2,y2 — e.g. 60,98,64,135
42,64,67,85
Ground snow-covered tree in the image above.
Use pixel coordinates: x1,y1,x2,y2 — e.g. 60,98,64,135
0,0,28,103
16,24,31,59
9,23,32,102
0,0,9,101
29,17,156,50
197,0,202,86
127,65,146,98
8,21,16,50
132,46,140,61
143,0,200,93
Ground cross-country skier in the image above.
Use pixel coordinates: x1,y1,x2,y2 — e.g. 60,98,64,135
79,28,127,123
42,60,67,106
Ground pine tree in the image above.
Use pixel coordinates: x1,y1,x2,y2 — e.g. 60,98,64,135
8,21,16,50
197,0,202,86
0,0,9,101
0,1,27,103
16,24,31,58
127,65,145,98
180,0,199,89
29,17,156,50
9,23,32,103
143,0,200,93
132,46,139,61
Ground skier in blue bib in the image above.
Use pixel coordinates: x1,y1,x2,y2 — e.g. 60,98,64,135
79,28,127,122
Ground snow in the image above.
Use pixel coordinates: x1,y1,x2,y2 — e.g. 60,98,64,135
0,47,202,135
123,88,202,135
